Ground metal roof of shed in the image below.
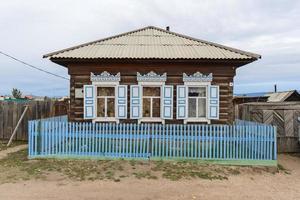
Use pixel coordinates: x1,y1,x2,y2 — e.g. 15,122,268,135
265,90,300,102
44,26,261,60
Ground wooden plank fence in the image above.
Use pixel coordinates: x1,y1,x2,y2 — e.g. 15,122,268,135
0,100,69,141
28,117,277,166
236,102,300,152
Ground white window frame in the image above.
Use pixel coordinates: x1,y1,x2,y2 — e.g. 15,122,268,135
184,81,211,124
92,81,119,123
138,81,165,124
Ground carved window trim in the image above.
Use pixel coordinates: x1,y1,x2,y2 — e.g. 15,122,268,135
183,72,213,82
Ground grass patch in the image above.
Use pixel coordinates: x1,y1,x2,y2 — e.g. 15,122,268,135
133,171,158,180
277,164,291,174
0,140,27,151
0,149,279,183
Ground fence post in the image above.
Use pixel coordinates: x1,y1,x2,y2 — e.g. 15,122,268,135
274,126,277,160
36,120,42,155
28,121,32,157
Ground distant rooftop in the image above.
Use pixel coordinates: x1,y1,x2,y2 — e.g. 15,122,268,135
265,90,300,102
235,90,300,102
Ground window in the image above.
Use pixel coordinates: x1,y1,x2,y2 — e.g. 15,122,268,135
188,87,207,118
142,87,161,118
97,87,115,118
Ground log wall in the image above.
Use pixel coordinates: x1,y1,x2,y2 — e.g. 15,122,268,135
67,62,237,124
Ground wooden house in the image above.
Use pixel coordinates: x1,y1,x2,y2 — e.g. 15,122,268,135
44,26,260,124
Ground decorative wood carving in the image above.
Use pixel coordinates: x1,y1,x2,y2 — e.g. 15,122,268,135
90,71,120,82
183,72,213,82
137,71,167,82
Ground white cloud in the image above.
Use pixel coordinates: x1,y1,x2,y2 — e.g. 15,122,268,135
0,0,299,96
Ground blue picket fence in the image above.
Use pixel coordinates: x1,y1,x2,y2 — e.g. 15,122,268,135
28,116,277,166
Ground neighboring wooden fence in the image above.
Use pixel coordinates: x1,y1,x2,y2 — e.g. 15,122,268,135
236,102,300,152
0,100,69,141
28,117,277,166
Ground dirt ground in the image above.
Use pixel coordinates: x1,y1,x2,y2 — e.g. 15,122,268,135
0,152,299,200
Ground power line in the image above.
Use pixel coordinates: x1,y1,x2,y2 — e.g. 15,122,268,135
0,51,69,80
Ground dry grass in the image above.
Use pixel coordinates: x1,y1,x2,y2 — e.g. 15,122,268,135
0,149,283,184
0,140,27,151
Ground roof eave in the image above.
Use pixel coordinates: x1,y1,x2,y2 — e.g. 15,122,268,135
50,57,257,66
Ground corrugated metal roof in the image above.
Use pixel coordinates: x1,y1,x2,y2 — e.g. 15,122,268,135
44,26,261,60
265,90,297,102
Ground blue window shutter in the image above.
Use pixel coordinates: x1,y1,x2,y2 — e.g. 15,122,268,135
116,85,128,119
83,85,96,119
208,85,220,120
161,85,173,119
130,85,142,119
176,85,187,119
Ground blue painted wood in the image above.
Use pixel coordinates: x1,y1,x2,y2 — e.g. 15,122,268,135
28,118,277,163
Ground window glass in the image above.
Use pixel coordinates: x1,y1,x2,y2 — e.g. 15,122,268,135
97,98,105,117
143,87,160,96
188,87,206,97
97,87,115,96
188,98,197,117
107,98,115,117
96,87,115,118
143,98,151,117
188,86,207,118
198,98,206,117
152,98,160,117
142,86,161,118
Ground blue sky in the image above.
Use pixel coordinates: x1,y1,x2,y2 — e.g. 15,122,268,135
0,0,299,97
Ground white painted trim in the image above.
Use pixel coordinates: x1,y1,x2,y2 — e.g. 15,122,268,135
93,117,119,123
138,81,165,86
92,81,119,86
183,81,211,124
91,71,120,82
183,72,213,82
184,81,211,86
184,118,210,124
139,118,165,124
137,71,167,82
92,83,119,123
137,81,165,123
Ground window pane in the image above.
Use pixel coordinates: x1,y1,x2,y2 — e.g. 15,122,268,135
198,98,206,117
97,87,115,96
188,98,196,117
188,87,206,97
107,98,115,117
152,98,160,117
97,98,105,117
143,87,160,96
143,98,151,117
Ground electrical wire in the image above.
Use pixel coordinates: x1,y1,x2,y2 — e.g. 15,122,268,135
0,51,69,80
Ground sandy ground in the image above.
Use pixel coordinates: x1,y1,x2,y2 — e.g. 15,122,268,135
0,154,299,200
0,144,27,159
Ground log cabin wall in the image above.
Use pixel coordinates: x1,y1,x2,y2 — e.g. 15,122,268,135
66,61,237,124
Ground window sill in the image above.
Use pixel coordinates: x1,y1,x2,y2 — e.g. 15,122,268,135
139,118,165,124
184,118,210,124
93,118,119,123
